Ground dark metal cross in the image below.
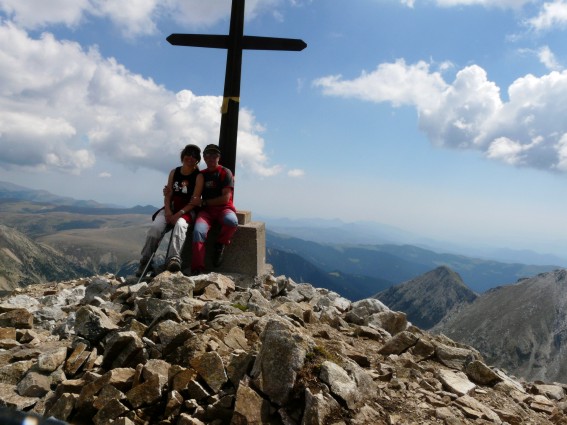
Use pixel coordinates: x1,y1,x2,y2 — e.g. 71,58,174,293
167,0,306,176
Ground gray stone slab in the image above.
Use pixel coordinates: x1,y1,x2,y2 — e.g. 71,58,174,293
179,211,267,276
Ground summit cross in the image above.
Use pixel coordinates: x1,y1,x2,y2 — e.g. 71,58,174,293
167,0,306,176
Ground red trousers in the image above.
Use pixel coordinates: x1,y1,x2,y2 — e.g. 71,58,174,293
191,207,238,272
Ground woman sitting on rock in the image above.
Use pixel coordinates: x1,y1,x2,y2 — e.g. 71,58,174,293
136,144,204,276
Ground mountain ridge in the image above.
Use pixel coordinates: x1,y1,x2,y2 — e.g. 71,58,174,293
260,215,567,267
267,230,558,293
433,268,567,383
375,265,478,329
0,224,91,290
267,247,392,301
0,180,116,208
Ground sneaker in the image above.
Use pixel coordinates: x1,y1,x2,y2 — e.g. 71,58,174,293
213,243,225,267
167,258,181,273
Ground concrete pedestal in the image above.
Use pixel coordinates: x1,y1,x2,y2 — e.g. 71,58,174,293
180,210,267,276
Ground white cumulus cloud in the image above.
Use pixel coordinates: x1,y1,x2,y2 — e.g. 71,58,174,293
163,0,310,28
527,0,567,31
0,0,306,36
90,0,160,37
0,0,90,29
0,22,283,176
537,45,563,70
315,59,567,173
314,60,448,109
0,0,159,36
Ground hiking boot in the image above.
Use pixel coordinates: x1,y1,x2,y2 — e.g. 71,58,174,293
135,260,152,277
167,258,181,273
191,269,205,276
213,243,225,267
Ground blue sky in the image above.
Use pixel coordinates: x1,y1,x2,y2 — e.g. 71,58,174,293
1,0,567,258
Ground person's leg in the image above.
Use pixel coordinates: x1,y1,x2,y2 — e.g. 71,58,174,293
140,211,168,260
166,216,189,272
138,210,167,276
213,208,238,267
217,209,238,244
191,211,213,273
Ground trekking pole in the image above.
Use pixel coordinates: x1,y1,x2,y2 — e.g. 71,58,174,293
136,249,156,285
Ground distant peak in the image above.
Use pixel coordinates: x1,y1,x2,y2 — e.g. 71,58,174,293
434,265,452,273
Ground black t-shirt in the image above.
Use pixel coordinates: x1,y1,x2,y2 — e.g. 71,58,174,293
171,167,200,213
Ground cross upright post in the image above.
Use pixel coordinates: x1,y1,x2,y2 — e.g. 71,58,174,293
167,0,306,177
218,0,245,176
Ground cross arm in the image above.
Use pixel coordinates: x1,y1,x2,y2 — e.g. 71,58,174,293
167,34,306,52
167,34,229,49
242,36,307,51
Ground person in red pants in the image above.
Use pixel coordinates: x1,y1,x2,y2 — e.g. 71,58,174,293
190,144,238,275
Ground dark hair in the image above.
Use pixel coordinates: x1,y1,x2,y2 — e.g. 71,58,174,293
180,144,201,162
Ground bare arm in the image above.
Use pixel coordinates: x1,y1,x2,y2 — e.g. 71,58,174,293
164,170,175,223
191,174,204,206
179,174,204,212
202,187,232,207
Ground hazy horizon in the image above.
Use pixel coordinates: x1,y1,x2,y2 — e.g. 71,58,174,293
3,178,567,267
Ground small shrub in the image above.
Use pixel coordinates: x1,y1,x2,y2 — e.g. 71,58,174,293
294,344,343,394
232,302,248,312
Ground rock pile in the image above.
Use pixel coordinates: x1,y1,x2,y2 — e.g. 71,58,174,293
1,271,567,424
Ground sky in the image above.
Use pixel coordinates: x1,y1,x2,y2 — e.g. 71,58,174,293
1,0,567,258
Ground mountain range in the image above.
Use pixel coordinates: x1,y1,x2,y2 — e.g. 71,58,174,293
260,215,567,267
0,180,561,300
266,230,557,295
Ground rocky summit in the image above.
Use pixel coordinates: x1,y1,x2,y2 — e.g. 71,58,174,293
1,272,567,425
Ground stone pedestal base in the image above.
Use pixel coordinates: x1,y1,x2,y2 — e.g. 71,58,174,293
180,210,267,276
